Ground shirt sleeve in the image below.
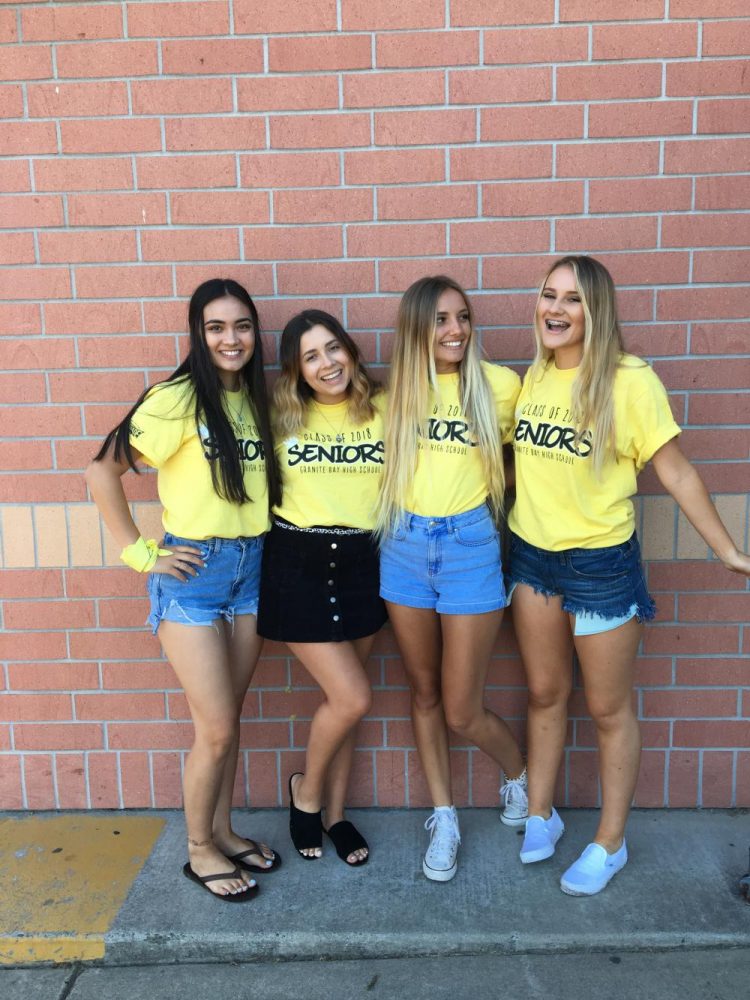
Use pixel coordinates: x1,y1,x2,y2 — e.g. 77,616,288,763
487,364,522,445
619,365,681,470
129,381,193,469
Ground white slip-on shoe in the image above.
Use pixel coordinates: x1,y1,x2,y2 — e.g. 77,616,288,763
560,840,628,896
499,768,529,828
519,808,565,864
423,806,461,882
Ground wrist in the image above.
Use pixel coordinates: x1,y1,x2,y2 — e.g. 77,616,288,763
120,536,160,573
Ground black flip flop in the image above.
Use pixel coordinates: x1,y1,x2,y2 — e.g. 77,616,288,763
325,820,369,867
182,863,258,902
288,772,323,859
230,839,282,874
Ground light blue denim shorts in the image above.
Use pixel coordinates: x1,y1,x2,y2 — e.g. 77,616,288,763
379,502,506,615
147,532,264,633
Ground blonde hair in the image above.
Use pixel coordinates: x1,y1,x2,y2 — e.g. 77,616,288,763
375,276,505,535
273,309,379,437
528,254,635,474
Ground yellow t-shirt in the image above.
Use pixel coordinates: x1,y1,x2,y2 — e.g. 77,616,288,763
508,355,681,550
273,394,385,529
129,378,270,540
403,361,521,517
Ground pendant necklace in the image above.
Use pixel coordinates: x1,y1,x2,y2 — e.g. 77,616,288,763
312,401,348,443
223,390,246,432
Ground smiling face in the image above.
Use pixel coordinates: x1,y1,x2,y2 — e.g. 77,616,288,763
432,287,472,374
536,264,586,369
203,295,255,390
299,323,354,404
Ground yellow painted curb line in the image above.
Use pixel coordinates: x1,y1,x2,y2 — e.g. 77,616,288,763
0,814,165,965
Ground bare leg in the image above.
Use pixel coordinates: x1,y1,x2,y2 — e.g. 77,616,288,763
287,638,372,858
511,585,574,818
574,617,643,852
385,602,450,806
158,619,253,897
440,610,525,778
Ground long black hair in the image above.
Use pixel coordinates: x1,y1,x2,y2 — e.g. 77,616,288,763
93,278,281,508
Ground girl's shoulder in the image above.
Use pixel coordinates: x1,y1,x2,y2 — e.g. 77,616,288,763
480,360,522,393
138,375,195,418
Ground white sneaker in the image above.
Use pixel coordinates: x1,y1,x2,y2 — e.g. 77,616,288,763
499,768,528,827
560,840,628,896
519,808,564,864
423,806,461,882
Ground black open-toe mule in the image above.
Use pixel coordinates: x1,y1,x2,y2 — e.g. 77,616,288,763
288,772,323,859
325,820,369,867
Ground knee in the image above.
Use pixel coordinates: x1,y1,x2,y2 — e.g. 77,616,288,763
443,700,480,738
528,680,571,712
588,696,635,732
409,680,442,715
196,720,236,759
333,685,371,726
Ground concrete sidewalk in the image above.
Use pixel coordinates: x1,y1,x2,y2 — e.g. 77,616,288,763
1,808,748,967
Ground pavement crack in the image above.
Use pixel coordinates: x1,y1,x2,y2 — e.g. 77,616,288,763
57,962,83,1000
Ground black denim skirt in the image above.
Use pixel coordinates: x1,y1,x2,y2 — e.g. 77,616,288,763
257,519,387,643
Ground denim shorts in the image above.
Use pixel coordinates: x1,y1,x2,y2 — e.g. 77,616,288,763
147,532,264,633
505,531,655,632
379,502,506,615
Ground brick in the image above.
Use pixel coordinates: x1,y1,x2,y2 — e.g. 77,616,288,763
274,188,372,224
119,752,152,807
0,371,45,402
101,661,178,690
633,750,666,807
662,213,749,248
244,225,341,261
140,302,184,335
65,567,143,598
234,0,337,33
238,74,338,112
24,755,56,809
270,33,371,72
30,81,130,122
0,84,23,118
644,625,739,656
556,216,658,252
108,721,193,750
347,148,445,185
452,0,554,25
0,267,70,300
255,297,342,331
44,301,142,335
687,390,748,426
276,261,375,295
668,60,750,98
175,264,274,297
680,593,750,623
0,693,72,722
557,141,659,178
132,78,232,116
35,505,70,567
40,230,137,265
152,752,183,807
594,22,697,60
667,138,750,175
161,37,264,74
0,160,30,192
342,0,443,30
74,265,173,300
657,288,750,323
451,220,549,255
15,723,104,751
0,757,23,810
691,319,750,353
49,371,145,405
96,597,150,628
0,9,16,42
76,693,165,721
376,29,477,68
0,121,57,155
485,105,579,144
56,41,158,79
344,70,443,109
0,232,35,263
22,3,122,40
588,100,693,139
140,228,239,262
2,472,86,503
378,184,477,221
483,180,583,219
240,151,339,189
69,629,161,660
702,20,750,57
127,1,229,37
170,191,268,225
0,303,41,335
54,754,88,809
589,178,692,214
558,63,662,102
450,67,551,105
136,154,235,189
1,506,34,569
68,193,166,227
60,119,161,154
86,752,118,808
696,176,750,211
643,689,737,718
375,108,475,146
701,751,734,808
8,661,99,691
346,222,443,258
674,720,750,748
78,336,178,370
0,405,80,438
270,113,371,150
35,156,133,192
623,322,688,357
451,145,552,182
697,97,750,134
560,0,664,19
0,44,52,82
671,0,749,16
668,749,698,806
0,440,52,470
486,25,587,64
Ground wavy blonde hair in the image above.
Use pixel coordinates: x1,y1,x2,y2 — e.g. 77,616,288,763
273,309,380,437
375,275,505,535
528,255,638,475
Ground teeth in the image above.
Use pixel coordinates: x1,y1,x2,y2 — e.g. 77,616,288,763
441,341,462,347
321,370,342,381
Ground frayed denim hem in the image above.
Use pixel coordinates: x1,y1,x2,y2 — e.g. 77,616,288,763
506,577,657,624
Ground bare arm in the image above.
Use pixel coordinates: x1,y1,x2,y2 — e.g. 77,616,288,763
650,438,750,577
85,449,203,581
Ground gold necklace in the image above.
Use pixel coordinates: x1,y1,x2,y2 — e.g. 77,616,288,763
312,401,348,443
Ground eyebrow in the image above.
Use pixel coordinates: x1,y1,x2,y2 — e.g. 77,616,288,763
204,315,253,324
542,286,579,295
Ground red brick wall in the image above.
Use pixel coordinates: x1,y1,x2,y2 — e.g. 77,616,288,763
1,1,748,811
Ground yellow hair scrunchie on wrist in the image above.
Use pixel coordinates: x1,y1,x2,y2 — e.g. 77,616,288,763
120,537,172,573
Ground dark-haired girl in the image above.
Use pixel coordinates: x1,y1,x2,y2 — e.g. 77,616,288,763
257,310,386,866
86,279,282,901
